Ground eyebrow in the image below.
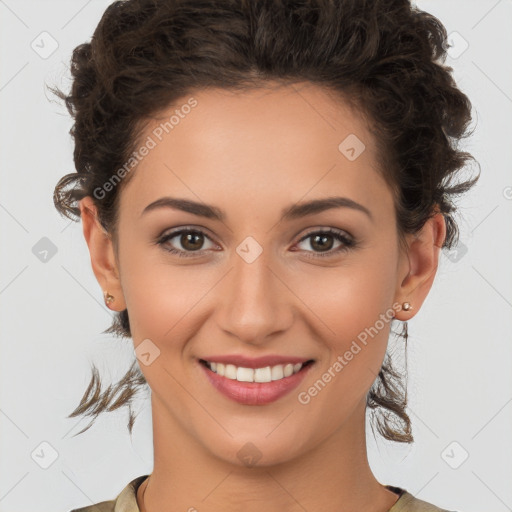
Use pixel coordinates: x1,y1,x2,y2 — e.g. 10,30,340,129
140,196,373,222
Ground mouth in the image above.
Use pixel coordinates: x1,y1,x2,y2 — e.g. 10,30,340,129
198,358,315,405
199,358,315,383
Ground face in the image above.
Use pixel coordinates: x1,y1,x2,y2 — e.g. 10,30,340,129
81,82,442,466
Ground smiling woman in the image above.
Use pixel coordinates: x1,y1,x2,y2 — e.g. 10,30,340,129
52,0,478,511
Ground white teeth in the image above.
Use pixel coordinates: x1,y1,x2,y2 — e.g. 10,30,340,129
225,364,237,380
236,367,254,382
254,366,272,383
205,360,307,382
271,365,284,380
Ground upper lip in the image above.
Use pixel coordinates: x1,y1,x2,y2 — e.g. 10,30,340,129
199,355,314,368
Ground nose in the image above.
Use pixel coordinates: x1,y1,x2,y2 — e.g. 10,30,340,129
215,245,294,345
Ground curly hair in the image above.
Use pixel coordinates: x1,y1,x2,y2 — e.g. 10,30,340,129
52,0,478,441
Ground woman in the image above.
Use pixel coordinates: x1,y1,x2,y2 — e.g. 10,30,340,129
53,0,478,510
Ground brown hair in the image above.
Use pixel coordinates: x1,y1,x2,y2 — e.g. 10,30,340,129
52,0,479,441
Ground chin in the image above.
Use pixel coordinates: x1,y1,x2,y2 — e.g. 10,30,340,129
200,426,313,469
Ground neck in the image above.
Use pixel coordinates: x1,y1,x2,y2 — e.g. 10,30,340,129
137,394,399,512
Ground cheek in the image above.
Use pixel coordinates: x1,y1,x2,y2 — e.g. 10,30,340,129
287,242,399,380
293,264,398,422
295,250,397,336
119,244,218,344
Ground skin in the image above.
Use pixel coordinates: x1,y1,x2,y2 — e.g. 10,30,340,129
80,82,446,512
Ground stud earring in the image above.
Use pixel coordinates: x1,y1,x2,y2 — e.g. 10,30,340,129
103,290,115,305
402,301,412,311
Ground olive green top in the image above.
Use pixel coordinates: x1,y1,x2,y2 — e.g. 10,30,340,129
69,475,457,512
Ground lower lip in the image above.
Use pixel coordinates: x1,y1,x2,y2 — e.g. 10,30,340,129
199,361,314,405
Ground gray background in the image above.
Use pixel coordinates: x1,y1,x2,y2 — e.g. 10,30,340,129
0,1,511,511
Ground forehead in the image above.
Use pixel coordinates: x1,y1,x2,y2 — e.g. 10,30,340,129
119,82,391,218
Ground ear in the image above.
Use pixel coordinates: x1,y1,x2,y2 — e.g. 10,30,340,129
79,196,126,311
393,212,446,321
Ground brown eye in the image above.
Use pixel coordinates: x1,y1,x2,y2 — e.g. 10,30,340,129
180,232,204,251
309,233,335,252
294,228,355,258
157,228,217,257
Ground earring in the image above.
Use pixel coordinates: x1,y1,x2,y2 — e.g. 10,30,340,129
402,301,412,311
103,290,115,305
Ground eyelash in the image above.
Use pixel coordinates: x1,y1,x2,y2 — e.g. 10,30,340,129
156,227,357,259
